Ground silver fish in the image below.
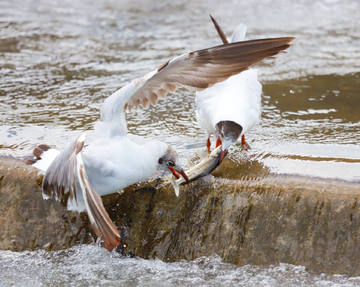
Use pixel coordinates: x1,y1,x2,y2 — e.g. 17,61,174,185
167,146,223,196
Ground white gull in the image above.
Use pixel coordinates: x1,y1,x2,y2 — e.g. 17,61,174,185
196,16,288,162
26,32,294,247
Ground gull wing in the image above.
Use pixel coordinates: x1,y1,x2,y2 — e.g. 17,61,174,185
100,35,294,125
209,14,247,45
209,14,230,44
42,133,120,246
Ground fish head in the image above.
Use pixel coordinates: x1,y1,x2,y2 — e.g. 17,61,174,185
157,145,189,183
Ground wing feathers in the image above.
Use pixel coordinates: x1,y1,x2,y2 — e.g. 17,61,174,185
78,160,121,246
42,136,79,202
100,35,293,129
142,97,149,108
149,92,158,106
41,133,120,246
127,37,293,110
162,83,178,93
157,89,167,99
209,14,229,44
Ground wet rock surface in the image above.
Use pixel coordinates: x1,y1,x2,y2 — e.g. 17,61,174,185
1,156,360,276
0,156,94,251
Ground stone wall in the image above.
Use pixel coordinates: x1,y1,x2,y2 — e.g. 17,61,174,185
1,156,360,276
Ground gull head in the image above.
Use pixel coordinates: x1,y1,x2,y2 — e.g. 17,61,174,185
157,145,189,184
215,121,243,163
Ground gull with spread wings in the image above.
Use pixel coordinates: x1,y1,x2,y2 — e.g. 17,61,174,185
196,16,267,163
26,30,294,249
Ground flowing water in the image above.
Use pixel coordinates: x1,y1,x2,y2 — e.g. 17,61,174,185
2,245,360,287
1,0,359,285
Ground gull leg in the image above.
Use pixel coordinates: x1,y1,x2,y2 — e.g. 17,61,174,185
206,138,211,153
216,138,222,148
241,135,248,150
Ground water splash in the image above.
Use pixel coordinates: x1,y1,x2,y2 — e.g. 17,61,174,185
1,245,360,286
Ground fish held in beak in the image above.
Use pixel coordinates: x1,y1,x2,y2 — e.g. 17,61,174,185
166,146,222,196
168,167,190,184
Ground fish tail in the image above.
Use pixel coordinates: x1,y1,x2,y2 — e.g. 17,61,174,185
165,175,181,197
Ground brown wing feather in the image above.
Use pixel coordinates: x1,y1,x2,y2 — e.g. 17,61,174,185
209,14,229,44
25,144,51,165
127,36,294,111
42,136,79,204
78,164,120,246
41,133,120,246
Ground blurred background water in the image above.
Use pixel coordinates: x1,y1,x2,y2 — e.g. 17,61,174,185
0,0,359,285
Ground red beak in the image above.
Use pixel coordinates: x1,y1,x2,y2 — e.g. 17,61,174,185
219,149,227,164
169,167,190,184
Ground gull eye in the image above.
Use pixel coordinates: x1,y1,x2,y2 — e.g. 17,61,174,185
167,160,175,166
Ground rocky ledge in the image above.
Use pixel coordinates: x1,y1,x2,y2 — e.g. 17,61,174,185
1,155,360,276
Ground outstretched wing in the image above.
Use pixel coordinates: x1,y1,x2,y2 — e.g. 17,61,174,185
100,36,294,126
42,133,120,246
42,136,79,204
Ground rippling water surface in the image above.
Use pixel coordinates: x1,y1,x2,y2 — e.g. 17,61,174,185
1,0,359,182
1,245,360,287
1,0,360,285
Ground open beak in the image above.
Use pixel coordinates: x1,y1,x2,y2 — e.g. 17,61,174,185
168,167,190,184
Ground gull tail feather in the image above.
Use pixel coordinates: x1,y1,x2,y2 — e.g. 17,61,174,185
25,144,60,172
230,23,247,43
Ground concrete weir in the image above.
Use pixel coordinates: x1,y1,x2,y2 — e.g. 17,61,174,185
1,156,360,276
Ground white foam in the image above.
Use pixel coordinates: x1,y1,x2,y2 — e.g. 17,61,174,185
0,246,359,286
